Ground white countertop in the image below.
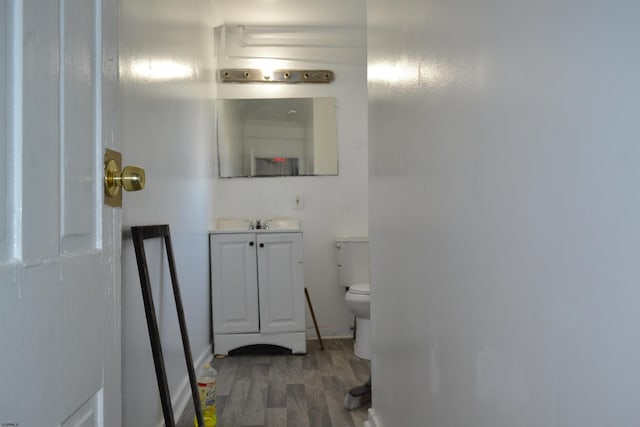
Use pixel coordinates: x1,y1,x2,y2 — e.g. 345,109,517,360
210,228,302,234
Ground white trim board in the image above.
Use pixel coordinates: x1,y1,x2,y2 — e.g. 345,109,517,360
365,408,383,427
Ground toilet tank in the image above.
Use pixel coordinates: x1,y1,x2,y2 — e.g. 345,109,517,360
335,236,369,287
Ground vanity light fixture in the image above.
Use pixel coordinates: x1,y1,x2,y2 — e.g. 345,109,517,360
219,68,335,83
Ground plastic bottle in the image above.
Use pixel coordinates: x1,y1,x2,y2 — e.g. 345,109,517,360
194,363,217,427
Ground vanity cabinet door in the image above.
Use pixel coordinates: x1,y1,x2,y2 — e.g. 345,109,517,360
257,233,305,334
210,233,259,334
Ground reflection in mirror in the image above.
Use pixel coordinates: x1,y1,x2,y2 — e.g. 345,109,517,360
217,98,338,177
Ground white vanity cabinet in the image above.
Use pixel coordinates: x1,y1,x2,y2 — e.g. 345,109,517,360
210,231,306,355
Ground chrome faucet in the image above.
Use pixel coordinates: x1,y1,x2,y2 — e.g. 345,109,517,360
250,219,270,230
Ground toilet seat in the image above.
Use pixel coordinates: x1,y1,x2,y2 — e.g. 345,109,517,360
348,283,370,295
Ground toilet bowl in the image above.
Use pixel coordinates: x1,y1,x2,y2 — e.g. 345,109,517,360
335,237,371,360
345,283,371,360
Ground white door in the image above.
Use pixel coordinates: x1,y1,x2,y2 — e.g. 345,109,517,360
257,233,305,334
210,233,260,334
0,1,122,426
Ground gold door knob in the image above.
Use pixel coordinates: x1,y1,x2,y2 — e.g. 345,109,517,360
104,159,146,196
104,149,146,207
121,165,146,191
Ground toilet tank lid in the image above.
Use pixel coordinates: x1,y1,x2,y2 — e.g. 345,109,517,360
349,283,370,295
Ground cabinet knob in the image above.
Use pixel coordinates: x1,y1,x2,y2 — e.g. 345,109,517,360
249,241,254,246
259,243,264,248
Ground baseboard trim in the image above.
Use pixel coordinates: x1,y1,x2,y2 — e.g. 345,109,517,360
306,334,354,341
364,408,383,427
156,346,212,427
305,326,353,338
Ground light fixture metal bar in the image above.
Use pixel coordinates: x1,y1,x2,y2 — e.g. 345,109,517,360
219,68,334,83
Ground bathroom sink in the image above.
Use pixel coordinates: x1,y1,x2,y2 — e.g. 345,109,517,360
264,217,300,230
215,217,300,231
216,218,252,230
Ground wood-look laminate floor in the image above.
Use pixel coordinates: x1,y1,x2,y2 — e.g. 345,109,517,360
178,339,371,427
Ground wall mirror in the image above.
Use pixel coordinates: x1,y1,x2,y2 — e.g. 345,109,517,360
217,97,338,177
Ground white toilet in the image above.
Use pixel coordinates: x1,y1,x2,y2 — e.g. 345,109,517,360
336,237,371,360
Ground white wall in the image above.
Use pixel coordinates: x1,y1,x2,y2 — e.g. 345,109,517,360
212,0,368,338
119,1,216,425
368,1,640,426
